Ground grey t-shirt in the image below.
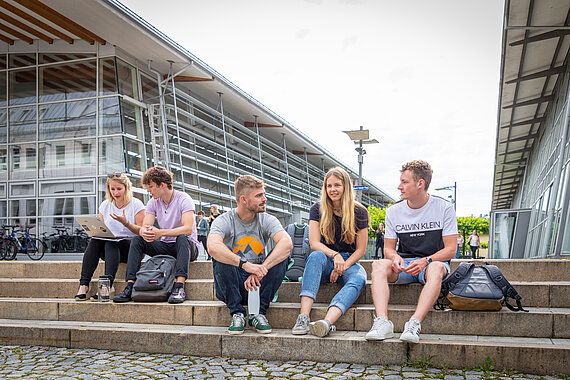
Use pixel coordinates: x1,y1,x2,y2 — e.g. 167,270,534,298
209,209,284,264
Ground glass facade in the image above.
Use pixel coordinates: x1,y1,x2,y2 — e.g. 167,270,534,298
0,47,391,242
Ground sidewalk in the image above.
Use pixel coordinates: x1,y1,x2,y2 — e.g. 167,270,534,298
0,345,566,379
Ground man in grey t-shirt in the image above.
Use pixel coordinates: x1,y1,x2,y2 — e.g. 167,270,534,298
208,175,292,335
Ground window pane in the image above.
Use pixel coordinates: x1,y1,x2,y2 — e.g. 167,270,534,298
141,74,159,103
10,143,36,180
10,183,35,197
0,54,6,70
39,60,96,102
0,71,6,107
39,196,95,216
122,101,143,139
10,199,36,217
39,139,96,178
125,138,145,174
9,53,36,69
99,136,125,174
99,58,117,96
9,105,36,143
117,59,137,99
0,108,6,143
99,96,121,135
9,69,36,106
0,148,6,181
40,180,94,195
0,200,6,217
39,99,96,140
39,53,96,64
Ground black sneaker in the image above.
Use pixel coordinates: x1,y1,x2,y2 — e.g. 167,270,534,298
113,284,133,303
168,283,186,304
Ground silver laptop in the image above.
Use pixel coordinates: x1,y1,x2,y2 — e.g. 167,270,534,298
75,216,127,239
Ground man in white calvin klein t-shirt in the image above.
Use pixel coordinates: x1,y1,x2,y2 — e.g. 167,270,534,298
365,160,458,344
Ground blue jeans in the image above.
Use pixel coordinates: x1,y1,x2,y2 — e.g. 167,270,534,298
212,252,289,316
299,251,367,315
393,257,451,285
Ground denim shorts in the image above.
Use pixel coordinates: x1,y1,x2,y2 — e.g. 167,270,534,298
392,257,450,285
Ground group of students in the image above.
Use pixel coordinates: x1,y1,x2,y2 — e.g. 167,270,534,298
74,159,458,344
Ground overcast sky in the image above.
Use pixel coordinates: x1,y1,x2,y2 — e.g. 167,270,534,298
120,0,504,217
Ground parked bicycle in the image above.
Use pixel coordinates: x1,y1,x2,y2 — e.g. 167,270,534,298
49,226,90,253
0,225,47,260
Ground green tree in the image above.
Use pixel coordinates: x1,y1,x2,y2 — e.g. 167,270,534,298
457,216,489,235
367,205,388,238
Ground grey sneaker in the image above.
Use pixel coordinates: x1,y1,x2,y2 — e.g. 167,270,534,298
399,318,421,343
365,316,394,341
228,313,246,335
309,319,336,338
291,313,310,335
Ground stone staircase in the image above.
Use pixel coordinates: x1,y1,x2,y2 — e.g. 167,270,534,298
0,259,568,375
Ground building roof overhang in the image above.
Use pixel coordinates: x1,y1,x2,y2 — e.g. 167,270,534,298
0,0,394,204
493,0,570,210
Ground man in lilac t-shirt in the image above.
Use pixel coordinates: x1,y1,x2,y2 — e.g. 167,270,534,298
113,166,199,304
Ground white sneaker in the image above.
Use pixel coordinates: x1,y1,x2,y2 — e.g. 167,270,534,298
291,313,310,335
309,319,336,338
399,318,421,343
365,316,394,341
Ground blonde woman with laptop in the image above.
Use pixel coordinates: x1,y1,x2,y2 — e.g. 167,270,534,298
74,172,145,301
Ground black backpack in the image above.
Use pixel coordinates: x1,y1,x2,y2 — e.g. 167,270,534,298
132,255,176,302
435,262,527,312
284,223,311,282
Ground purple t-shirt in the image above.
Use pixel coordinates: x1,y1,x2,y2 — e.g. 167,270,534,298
146,190,199,247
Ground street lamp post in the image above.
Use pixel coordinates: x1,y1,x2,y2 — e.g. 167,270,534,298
342,126,379,202
435,182,457,210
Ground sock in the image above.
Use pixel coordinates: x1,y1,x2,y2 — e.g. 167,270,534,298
174,282,184,289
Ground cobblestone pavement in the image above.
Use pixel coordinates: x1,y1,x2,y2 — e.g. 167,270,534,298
0,345,567,380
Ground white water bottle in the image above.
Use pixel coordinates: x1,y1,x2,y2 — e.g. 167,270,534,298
248,287,260,315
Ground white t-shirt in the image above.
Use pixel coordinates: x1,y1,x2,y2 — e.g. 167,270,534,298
385,195,457,259
99,198,145,237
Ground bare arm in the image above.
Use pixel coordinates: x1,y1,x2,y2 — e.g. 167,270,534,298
308,220,337,257
124,209,144,235
403,234,457,276
261,230,293,270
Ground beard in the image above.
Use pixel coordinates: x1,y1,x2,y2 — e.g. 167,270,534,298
247,200,266,214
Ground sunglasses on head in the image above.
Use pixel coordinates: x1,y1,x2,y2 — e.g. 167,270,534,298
107,172,123,179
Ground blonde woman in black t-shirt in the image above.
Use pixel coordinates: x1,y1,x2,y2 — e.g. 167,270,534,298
291,167,369,337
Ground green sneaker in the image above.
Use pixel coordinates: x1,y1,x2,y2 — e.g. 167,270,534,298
249,314,272,334
228,313,245,335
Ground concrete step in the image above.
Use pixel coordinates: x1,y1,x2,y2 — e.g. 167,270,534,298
1,259,569,281
1,278,568,308
0,318,567,375
1,298,567,339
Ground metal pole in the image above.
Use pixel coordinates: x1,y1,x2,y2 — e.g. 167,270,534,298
454,181,457,211
357,126,364,202
168,61,185,191
254,115,264,178
218,92,233,208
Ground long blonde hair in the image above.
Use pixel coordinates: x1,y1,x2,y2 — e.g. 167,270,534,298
105,172,133,205
319,167,364,245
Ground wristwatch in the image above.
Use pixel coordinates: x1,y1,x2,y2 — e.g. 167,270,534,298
426,256,433,265
238,257,247,269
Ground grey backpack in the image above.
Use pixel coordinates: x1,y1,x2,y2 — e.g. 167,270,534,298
132,255,176,302
284,223,310,282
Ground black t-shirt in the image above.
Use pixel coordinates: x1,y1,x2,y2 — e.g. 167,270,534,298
309,202,369,253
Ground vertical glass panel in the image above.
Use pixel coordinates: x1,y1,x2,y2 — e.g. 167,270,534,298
146,143,154,169
124,138,145,174
0,147,7,181
0,183,5,198
39,139,96,178
122,101,143,139
9,53,36,68
9,106,36,143
9,69,36,105
0,71,6,107
10,199,36,217
39,60,96,102
141,74,159,103
0,54,6,70
142,108,151,143
99,96,121,135
39,53,96,64
10,143,36,180
116,59,138,99
0,200,6,217
99,136,125,174
99,58,117,96
39,99,96,140
0,108,6,143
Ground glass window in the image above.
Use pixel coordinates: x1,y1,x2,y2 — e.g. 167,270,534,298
10,143,36,180
9,105,36,143
122,101,143,139
39,53,96,64
39,99,96,140
0,71,6,107
0,183,6,198
0,201,6,218
99,96,121,135
9,53,36,68
141,74,159,103
0,148,6,181
10,182,35,197
125,138,145,174
39,139,96,178
117,59,138,100
0,54,6,70
99,58,117,96
0,107,6,143
39,60,96,102
40,180,94,195
99,136,125,174
38,196,95,216
10,199,36,217
9,69,36,105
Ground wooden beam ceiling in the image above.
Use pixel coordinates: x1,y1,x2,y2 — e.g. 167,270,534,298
244,122,282,128
0,10,53,43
